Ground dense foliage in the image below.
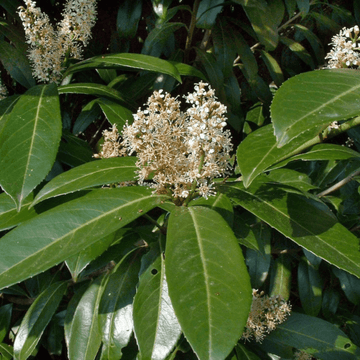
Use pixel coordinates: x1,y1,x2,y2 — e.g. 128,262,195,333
1,0,360,359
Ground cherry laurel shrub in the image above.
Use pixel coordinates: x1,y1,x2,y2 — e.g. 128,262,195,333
1,1,360,360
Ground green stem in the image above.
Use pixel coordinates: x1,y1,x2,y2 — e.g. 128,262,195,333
184,0,201,64
183,150,205,206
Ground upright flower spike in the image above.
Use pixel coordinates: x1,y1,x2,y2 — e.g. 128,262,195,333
97,82,233,202
18,0,97,83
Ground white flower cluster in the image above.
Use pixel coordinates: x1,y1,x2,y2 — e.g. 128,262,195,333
0,80,8,100
98,82,233,203
325,26,360,68
18,0,97,83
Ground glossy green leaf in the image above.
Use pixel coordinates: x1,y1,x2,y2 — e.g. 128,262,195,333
222,180,360,278
64,53,182,83
166,206,252,360
196,0,223,29
99,249,141,360
32,157,137,206
195,49,223,91
46,317,63,356
280,36,315,69
189,193,234,228
298,259,323,316
0,192,37,231
0,40,35,89
269,254,292,300
68,276,105,360
293,24,324,65
134,246,181,360
237,124,314,188
332,267,360,305
58,83,128,104
0,304,12,343
268,143,360,170
72,99,101,135
235,344,261,360
322,287,340,319
142,23,185,57
66,233,116,282
170,62,207,81
260,50,284,86
243,0,284,51
0,95,20,136
232,211,261,251
117,0,142,38
245,223,271,288
271,69,360,147
266,169,318,192
13,281,67,360
0,187,167,290
296,0,310,15
0,343,13,360
0,84,61,210
97,69,117,84
97,97,133,128
265,312,360,359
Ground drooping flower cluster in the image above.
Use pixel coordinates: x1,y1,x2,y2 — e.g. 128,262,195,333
94,124,122,159
18,0,97,83
241,289,291,343
97,82,233,201
325,26,360,68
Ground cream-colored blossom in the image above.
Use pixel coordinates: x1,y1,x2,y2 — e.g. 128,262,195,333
119,82,233,201
18,0,97,83
325,26,360,68
293,350,315,360
0,79,8,100
241,289,291,343
94,124,124,159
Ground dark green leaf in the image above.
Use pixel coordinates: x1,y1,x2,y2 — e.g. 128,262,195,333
142,23,185,57
264,312,360,359
296,0,310,16
280,36,315,68
32,157,137,206
269,254,292,300
166,206,252,360
0,84,61,210
243,0,284,51
0,40,35,89
0,304,12,343
72,100,101,135
0,343,13,360
67,276,105,360
196,0,223,29
333,267,360,305
117,0,141,38
99,249,142,360
232,211,261,251
0,192,37,231
235,343,261,360
170,61,207,81
97,97,133,128
134,246,181,360
222,180,360,278
0,95,20,136
322,287,340,318
298,259,323,316
271,69,360,147
260,50,284,86
64,53,182,83
13,281,67,360
96,69,117,84
0,187,167,289
66,233,116,282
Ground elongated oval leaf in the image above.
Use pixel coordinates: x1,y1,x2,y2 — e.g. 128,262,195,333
166,206,252,360
134,248,181,360
0,192,37,231
0,187,167,290
0,95,20,136
99,249,141,360
0,83,62,210
32,157,137,206
68,276,105,360
64,53,181,83
271,69,360,147
264,312,360,359
237,124,316,187
14,281,67,360
97,97,133,128
222,180,360,278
